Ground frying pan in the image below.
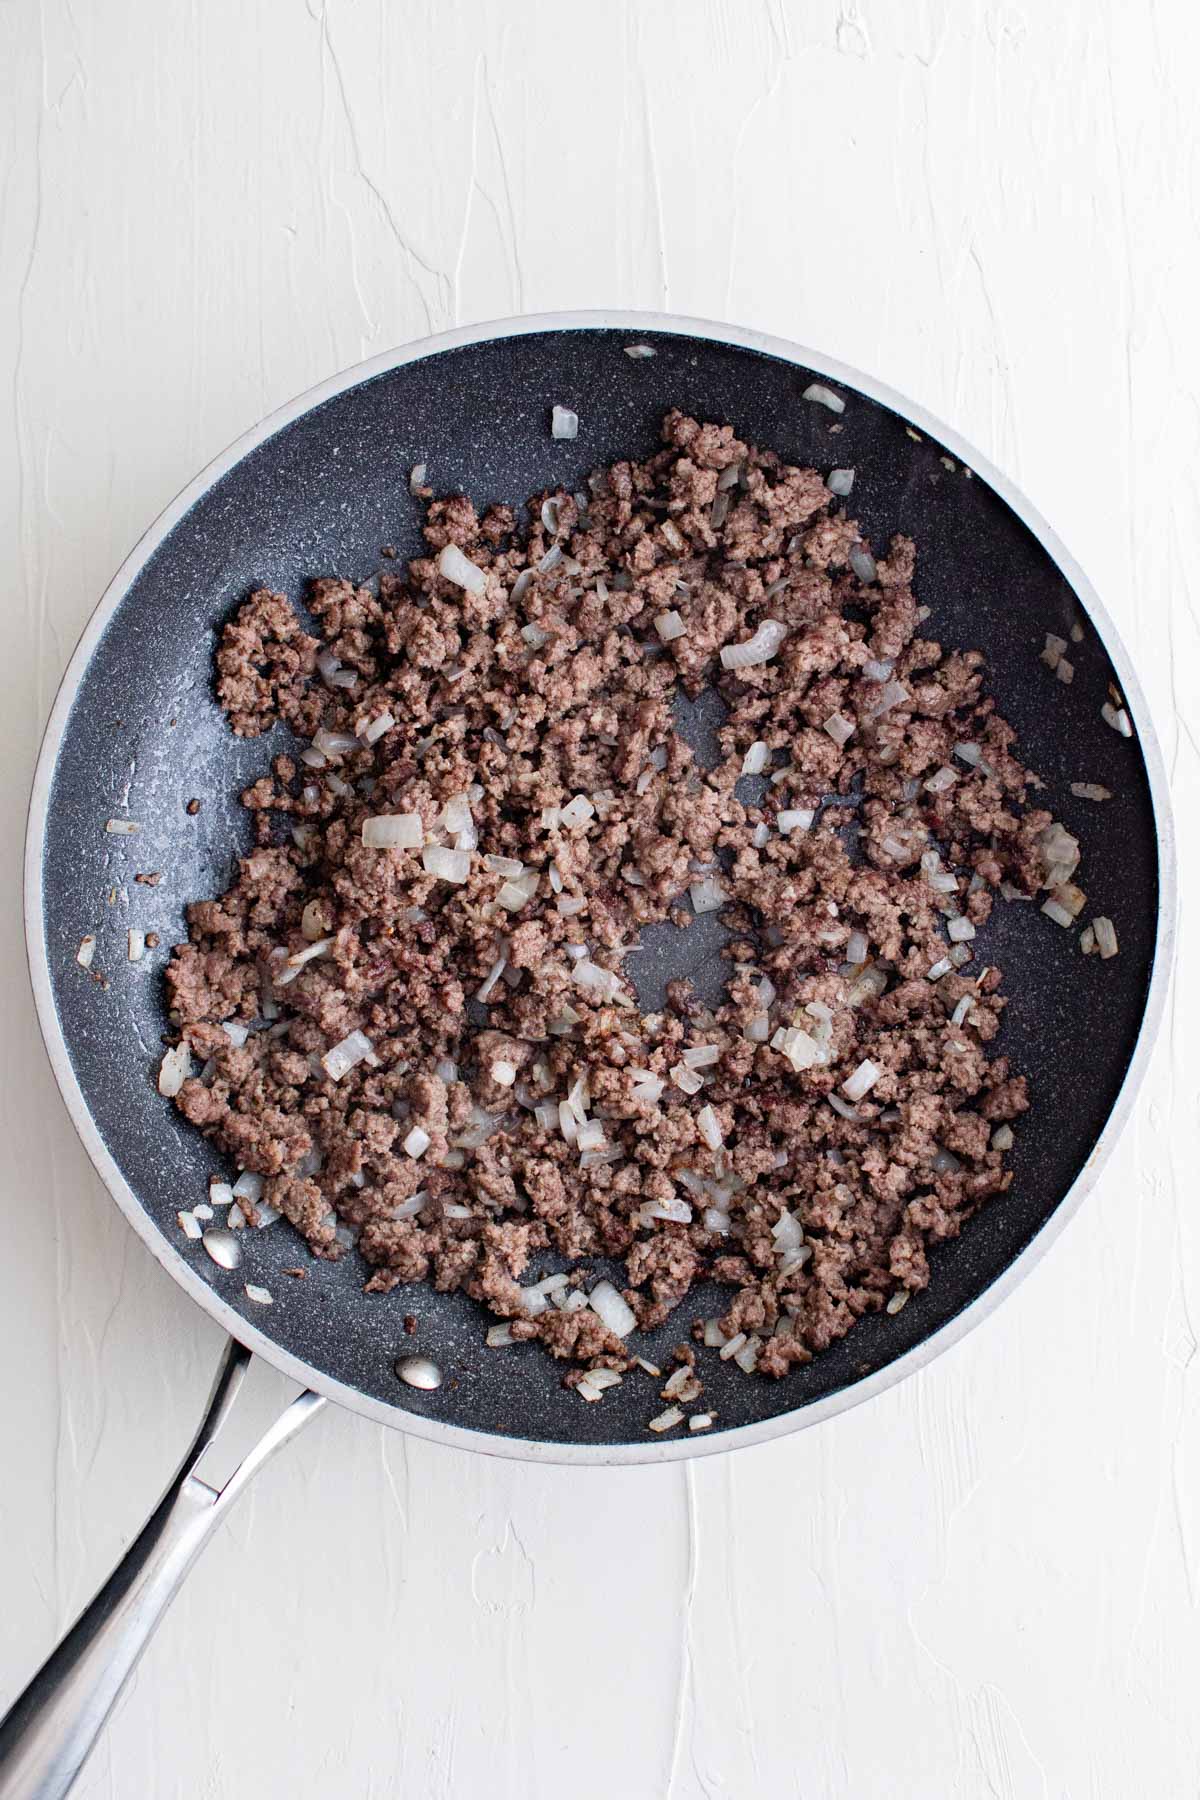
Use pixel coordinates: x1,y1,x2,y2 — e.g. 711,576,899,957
3,312,1174,1798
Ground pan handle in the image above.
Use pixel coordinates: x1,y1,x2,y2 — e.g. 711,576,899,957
0,1340,324,1800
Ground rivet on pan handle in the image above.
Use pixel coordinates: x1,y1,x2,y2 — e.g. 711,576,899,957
0,1340,324,1800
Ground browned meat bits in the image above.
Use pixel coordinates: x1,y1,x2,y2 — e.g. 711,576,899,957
164,410,1082,1384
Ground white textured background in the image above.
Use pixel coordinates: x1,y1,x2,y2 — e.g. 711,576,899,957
2,2,1197,1795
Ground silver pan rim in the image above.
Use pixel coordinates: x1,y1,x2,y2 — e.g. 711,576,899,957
23,309,1177,1467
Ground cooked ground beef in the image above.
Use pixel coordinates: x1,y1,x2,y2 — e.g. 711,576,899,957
165,412,1081,1384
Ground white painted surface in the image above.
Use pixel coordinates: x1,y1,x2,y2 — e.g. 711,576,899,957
0,1,1196,1794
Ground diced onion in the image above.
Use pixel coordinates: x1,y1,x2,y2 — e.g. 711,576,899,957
359,711,394,745
551,404,579,440
822,712,854,746
846,929,869,964
422,845,472,884
648,1406,685,1433
362,813,423,850
498,872,539,912
720,619,788,670
849,546,877,584
1070,782,1112,802
589,1279,635,1337
947,916,976,942
865,680,909,721
76,935,96,968
689,876,726,914
827,467,855,497
655,610,686,642
403,1125,431,1159
158,1042,191,1097
313,728,359,759
771,1210,804,1251
624,343,656,359
476,956,507,1001
696,1104,723,1150
321,1029,375,1081
572,959,625,1002
741,741,769,775
683,1044,720,1069
778,808,815,834
802,382,845,413
841,1059,881,1102
438,544,487,594
560,794,595,828
672,1063,704,1095
1093,915,1119,959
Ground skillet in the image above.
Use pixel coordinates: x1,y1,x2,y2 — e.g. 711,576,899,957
2,312,1175,1798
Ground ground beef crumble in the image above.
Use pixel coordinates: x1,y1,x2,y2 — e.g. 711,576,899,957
165,412,1083,1387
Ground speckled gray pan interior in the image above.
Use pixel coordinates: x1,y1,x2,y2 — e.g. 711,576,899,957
26,317,1169,1458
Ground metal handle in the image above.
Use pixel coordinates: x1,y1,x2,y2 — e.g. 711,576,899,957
0,1340,324,1800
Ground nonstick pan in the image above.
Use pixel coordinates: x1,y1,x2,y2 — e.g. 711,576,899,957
4,313,1174,1798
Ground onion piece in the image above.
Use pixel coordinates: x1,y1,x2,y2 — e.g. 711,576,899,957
655,610,686,643
158,1043,191,1097
683,1044,720,1070
741,741,769,775
946,916,976,942
720,619,788,670
76,935,96,969
827,467,855,497
689,876,726,914
696,1104,723,1150
822,711,855,746
362,812,423,850
572,959,626,1003
357,711,394,747
841,1059,881,1103
777,808,815,834
476,957,507,1002
422,845,472,884
648,1406,685,1433
802,382,845,413
105,818,140,835
1070,782,1112,802
1093,915,1119,959
1101,702,1133,737
403,1125,431,1160
624,343,656,359
864,680,909,721
313,728,359,763
551,404,579,440
589,1279,635,1337
849,545,877,584
321,1029,375,1081
438,543,487,595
